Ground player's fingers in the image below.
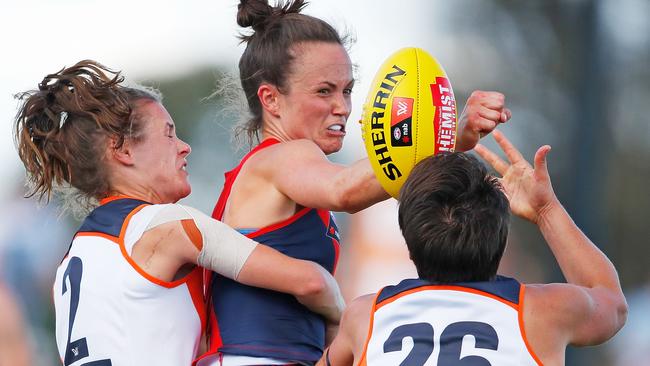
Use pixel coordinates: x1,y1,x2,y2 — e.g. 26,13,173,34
474,117,498,135
472,91,505,109
478,106,503,123
474,144,509,176
500,108,512,122
533,145,552,180
492,130,524,164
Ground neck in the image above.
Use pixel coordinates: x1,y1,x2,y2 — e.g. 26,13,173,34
261,115,292,143
107,180,163,204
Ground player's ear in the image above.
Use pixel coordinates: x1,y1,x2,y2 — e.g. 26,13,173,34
258,83,281,117
110,137,135,166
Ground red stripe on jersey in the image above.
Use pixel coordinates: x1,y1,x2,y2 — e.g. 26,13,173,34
212,138,280,220
186,268,207,336
247,207,311,238
317,209,340,275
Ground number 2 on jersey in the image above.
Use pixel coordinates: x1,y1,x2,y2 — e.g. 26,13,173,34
62,256,112,366
383,321,499,366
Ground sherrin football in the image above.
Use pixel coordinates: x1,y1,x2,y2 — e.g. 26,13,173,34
361,47,458,198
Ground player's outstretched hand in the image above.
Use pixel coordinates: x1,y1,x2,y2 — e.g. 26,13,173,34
456,90,512,152
474,130,557,224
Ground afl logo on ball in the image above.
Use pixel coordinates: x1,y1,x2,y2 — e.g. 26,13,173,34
390,97,413,147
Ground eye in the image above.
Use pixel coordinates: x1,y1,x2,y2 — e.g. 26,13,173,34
343,88,353,95
318,88,330,95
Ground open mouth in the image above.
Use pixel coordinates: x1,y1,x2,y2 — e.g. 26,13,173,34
327,124,346,132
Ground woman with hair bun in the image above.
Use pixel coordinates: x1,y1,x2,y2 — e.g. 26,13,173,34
14,59,344,366
199,1,512,365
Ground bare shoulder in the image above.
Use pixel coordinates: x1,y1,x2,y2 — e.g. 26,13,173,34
525,282,625,350
256,139,325,164
522,283,585,364
132,219,194,281
524,283,586,333
525,283,589,316
342,294,376,350
246,138,332,180
344,294,376,323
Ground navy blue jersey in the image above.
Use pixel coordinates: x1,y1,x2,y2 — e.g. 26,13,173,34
203,138,341,364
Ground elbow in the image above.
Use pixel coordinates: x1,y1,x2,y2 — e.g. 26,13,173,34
614,294,629,333
333,187,372,214
596,291,629,344
295,265,328,298
330,172,387,214
328,187,356,213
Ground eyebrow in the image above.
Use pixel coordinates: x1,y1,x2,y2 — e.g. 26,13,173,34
320,79,356,88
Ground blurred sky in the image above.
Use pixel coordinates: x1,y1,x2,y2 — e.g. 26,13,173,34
0,0,458,198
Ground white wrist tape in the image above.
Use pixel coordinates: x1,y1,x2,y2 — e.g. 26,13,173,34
146,204,257,280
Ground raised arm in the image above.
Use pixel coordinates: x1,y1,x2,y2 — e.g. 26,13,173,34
475,131,627,347
263,139,390,213
456,91,512,152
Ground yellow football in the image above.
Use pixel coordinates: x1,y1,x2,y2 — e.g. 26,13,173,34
361,47,458,198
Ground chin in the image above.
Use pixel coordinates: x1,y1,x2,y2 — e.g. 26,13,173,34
319,140,344,155
173,187,192,202
181,187,191,199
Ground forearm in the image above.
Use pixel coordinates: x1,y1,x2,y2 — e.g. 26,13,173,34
455,116,474,152
538,200,622,291
237,247,344,323
334,158,390,213
538,200,628,342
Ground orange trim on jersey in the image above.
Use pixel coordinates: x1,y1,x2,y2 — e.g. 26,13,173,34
186,267,207,335
182,219,204,250
74,231,120,244
246,207,312,238
99,194,143,206
376,285,519,311
356,292,382,366
117,204,194,289
518,284,544,365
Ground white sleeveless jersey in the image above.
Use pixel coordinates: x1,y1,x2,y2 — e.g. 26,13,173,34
359,277,541,366
53,198,205,366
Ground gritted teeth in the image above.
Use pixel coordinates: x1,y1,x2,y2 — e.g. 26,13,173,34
328,124,345,132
